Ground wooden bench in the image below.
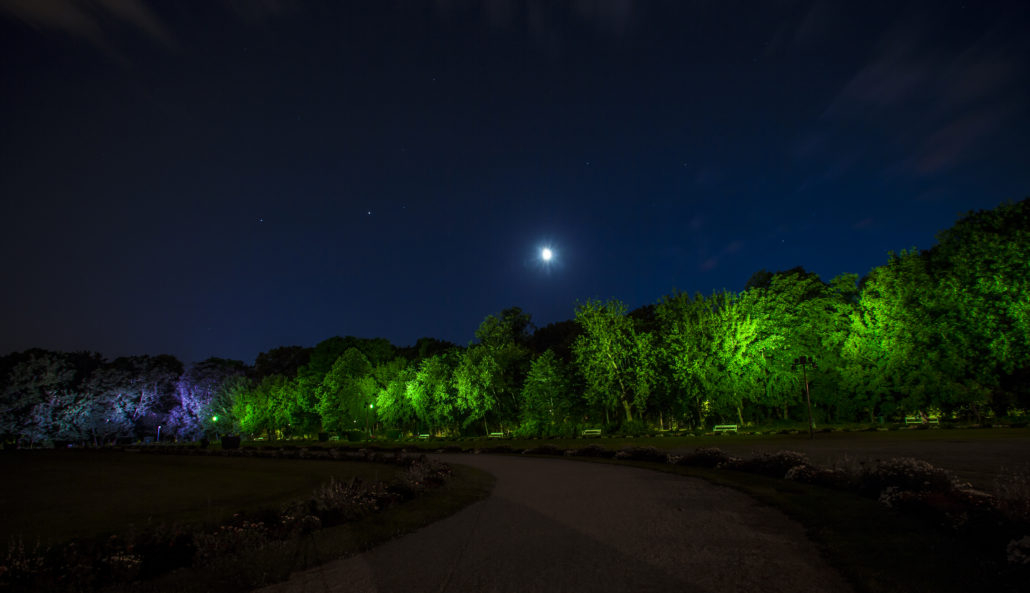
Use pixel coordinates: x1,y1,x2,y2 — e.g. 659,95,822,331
488,432,505,439
418,434,430,439
581,429,602,437
713,425,738,434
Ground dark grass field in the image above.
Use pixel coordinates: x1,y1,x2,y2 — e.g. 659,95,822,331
0,450,404,546
374,427,1030,491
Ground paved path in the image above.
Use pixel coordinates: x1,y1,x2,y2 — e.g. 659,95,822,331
257,454,852,593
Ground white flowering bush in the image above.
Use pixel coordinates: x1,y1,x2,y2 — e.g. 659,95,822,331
995,464,1030,523
1007,535,1030,565
193,519,270,567
0,539,48,589
784,464,845,489
725,450,811,478
859,457,958,496
2,449,454,591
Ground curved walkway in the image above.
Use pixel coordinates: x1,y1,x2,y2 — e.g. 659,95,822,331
257,454,852,593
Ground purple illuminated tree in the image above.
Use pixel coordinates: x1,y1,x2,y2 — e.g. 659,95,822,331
167,357,247,440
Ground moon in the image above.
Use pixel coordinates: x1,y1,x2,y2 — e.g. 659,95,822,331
541,247,553,261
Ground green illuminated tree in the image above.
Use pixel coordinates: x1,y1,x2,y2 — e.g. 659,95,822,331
453,345,501,433
374,361,416,432
929,198,1030,413
317,347,375,434
735,269,856,422
573,299,656,423
406,354,458,434
842,250,973,419
472,307,534,424
520,349,578,435
656,292,744,427
232,374,290,439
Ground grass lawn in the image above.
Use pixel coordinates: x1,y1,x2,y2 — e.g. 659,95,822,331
0,450,405,546
334,426,1030,491
116,463,496,593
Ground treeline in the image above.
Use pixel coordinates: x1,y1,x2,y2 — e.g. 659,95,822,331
2,199,1027,444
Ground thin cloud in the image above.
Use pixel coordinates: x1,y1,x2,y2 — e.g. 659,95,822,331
0,0,175,51
822,15,1027,177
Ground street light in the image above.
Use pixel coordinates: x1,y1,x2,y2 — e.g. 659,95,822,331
792,355,818,440
157,425,161,443
365,403,375,436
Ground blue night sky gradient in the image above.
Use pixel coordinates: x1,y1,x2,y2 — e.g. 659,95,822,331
1,0,1028,363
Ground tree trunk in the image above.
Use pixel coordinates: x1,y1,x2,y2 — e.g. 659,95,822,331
621,398,633,422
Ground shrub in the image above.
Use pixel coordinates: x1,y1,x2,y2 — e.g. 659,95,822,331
614,446,668,463
570,444,616,458
858,457,958,496
785,465,846,489
995,464,1030,523
1007,536,1030,565
730,450,811,478
192,519,269,567
616,419,650,437
675,447,730,468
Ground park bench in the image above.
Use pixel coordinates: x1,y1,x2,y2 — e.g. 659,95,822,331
713,424,738,434
488,432,505,438
418,433,430,439
904,416,940,425
581,429,602,437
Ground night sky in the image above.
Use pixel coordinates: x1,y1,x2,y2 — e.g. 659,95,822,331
1,1,1027,365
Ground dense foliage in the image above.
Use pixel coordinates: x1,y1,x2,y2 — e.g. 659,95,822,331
2,199,1028,444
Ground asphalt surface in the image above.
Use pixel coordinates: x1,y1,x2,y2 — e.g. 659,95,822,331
256,454,852,593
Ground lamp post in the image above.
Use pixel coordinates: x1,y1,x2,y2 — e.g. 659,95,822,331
792,356,818,439
365,403,375,436
157,425,161,443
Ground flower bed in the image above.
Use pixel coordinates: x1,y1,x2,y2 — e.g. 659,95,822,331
0,452,451,592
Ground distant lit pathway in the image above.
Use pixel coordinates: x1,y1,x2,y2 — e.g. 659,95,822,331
257,454,852,593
